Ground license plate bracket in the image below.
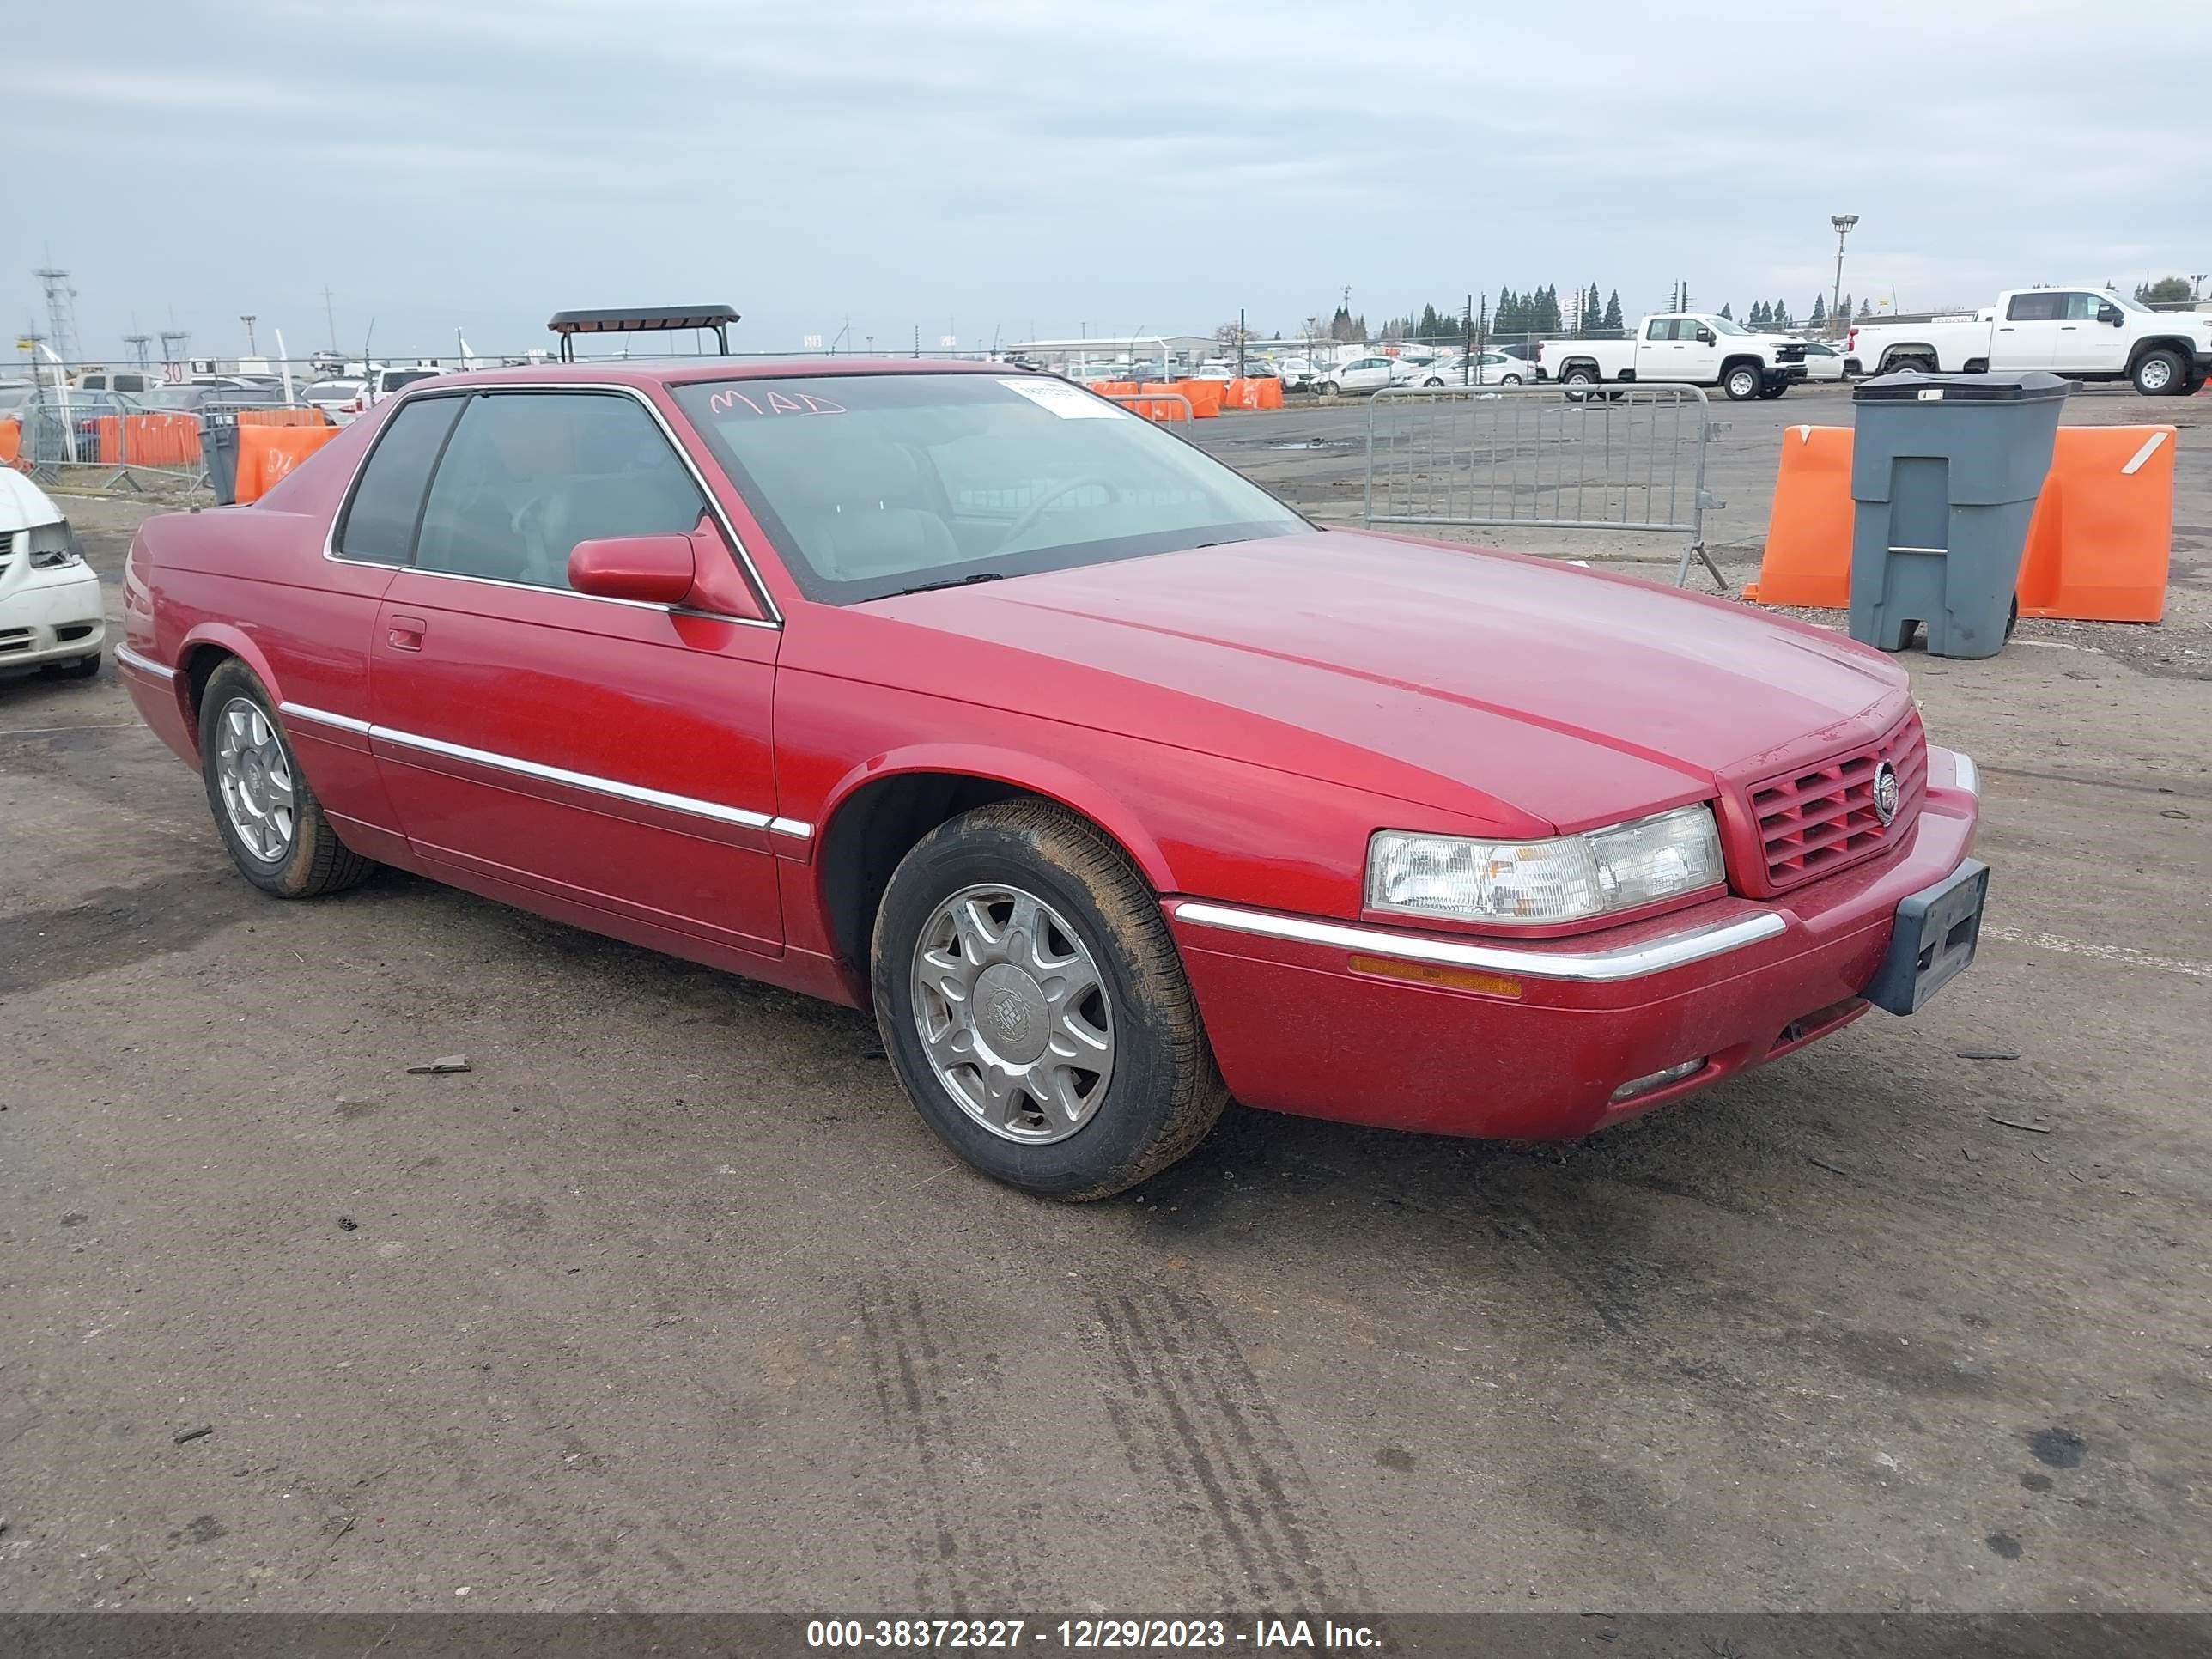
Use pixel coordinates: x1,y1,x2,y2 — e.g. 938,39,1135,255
1864,859,1989,1015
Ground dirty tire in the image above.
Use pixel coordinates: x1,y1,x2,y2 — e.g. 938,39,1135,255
872,799,1229,1200
198,659,375,899
2130,349,2183,397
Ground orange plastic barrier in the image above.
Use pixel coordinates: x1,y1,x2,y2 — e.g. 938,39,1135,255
1128,385,1191,422
1741,425,1854,607
1255,377,1283,410
2017,427,2174,623
1176,380,1223,418
234,423,341,501
1743,425,2175,623
0,418,19,467
1093,380,1139,398
237,407,327,428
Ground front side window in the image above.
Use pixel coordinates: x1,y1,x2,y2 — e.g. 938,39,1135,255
673,373,1306,605
413,392,707,591
333,395,465,563
2057,292,2105,320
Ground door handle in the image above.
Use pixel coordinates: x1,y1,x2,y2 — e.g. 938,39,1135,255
387,614,428,652
2059,325,2078,331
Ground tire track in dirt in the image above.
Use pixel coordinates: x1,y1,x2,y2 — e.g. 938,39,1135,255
1085,1281,1373,1614
855,1275,1040,1613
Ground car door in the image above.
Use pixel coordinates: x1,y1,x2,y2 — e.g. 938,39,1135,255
1990,290,2066,370
1636,318,1683,380
1673,319,1724,382
2051,291,2118,371
366,386,787,957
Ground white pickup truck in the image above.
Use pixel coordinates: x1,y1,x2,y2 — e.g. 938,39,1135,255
1846,287,2212,396
1535,313,1808,401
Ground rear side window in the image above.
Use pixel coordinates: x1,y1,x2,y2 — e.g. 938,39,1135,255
2006,292,2062,322
412,392,707,591
333,397,465,563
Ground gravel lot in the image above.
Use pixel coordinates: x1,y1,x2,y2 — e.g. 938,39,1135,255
3,389,2208,1616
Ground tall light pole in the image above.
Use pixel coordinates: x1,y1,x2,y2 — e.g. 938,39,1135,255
1830,215,1858,337
240,313,258,356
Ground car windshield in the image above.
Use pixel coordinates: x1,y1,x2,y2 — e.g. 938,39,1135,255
674,372,1306,605
2108,291,2153,313
385,370,440,390
1708,315,1750,335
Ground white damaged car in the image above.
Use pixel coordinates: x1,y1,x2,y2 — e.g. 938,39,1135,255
0,470,104,679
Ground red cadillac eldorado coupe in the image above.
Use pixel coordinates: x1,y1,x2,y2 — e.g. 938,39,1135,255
116,362,1986,1198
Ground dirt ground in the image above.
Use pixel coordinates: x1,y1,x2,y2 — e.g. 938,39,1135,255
3,392,2208,1616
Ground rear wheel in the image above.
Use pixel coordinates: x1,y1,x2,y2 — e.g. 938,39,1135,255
2131,349,2184,397
872,800,1228,1200
1559,365,1598,402
1316,380,1340,398
1723,363,1763,401
1885,353,1936,377
198,659,375,899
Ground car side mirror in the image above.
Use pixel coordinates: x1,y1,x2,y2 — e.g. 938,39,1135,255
1696,329,1716,344
568,533,696,605
2100,305,2123,326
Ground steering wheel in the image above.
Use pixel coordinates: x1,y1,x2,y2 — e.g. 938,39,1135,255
992,476,1119,555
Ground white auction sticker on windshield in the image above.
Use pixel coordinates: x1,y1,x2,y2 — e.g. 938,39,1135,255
997,378,1130,418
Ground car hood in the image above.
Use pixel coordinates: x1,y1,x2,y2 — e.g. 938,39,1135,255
861,530,1909,834
0,468,66,535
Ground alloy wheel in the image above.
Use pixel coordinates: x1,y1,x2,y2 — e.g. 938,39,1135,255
215,697,296,862
910,883,1115,1143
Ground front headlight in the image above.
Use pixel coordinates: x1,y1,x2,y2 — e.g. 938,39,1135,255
1365,805,1725,927
27,520,82,569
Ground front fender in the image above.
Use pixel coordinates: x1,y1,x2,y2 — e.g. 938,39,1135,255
812,741,1178,891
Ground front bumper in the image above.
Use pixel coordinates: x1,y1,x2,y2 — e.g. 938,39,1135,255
0,565,106,669
1169,750,1981,1139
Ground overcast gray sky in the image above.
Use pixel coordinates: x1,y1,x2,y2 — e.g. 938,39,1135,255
16,0,2211,362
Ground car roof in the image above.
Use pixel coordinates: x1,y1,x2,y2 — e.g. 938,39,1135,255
409,358,1021,394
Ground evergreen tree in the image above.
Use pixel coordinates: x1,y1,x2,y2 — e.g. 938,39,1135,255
1771,300,1793,329
1583,283,1602,337
1601,290,1623,331
1858,298,1872,317
1810,295,1827,326
1838,293,1852,324
1748,301,1769,327
1718,302,1733,320
1534,285,1563,333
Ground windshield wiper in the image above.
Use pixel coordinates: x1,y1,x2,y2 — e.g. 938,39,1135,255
893,572,1007,596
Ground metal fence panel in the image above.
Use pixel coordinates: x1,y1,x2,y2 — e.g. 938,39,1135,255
1363,384,1725,589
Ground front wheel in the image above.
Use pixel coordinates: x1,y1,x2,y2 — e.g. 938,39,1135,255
198,659,375,898
872,800,1229,1200
1723,364,1763,401
1316,380,1340,398
2131,349,2184,396
1499,373,1524,386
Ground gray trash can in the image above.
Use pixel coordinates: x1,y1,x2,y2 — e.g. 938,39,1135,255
1848,368,2070,659
200,416,240,506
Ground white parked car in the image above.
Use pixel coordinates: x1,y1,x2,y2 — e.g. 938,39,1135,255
0,471,104,679
1273,357,1318,391
301,378,369,423
1797,342,1847,382
1312,356,1401,396
1417,352,1530,386
1847,286,2212,394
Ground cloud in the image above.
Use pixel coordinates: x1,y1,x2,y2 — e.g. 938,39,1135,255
10,0,2209,360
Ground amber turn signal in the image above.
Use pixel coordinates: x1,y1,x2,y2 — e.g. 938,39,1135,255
1347,954,1522,999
